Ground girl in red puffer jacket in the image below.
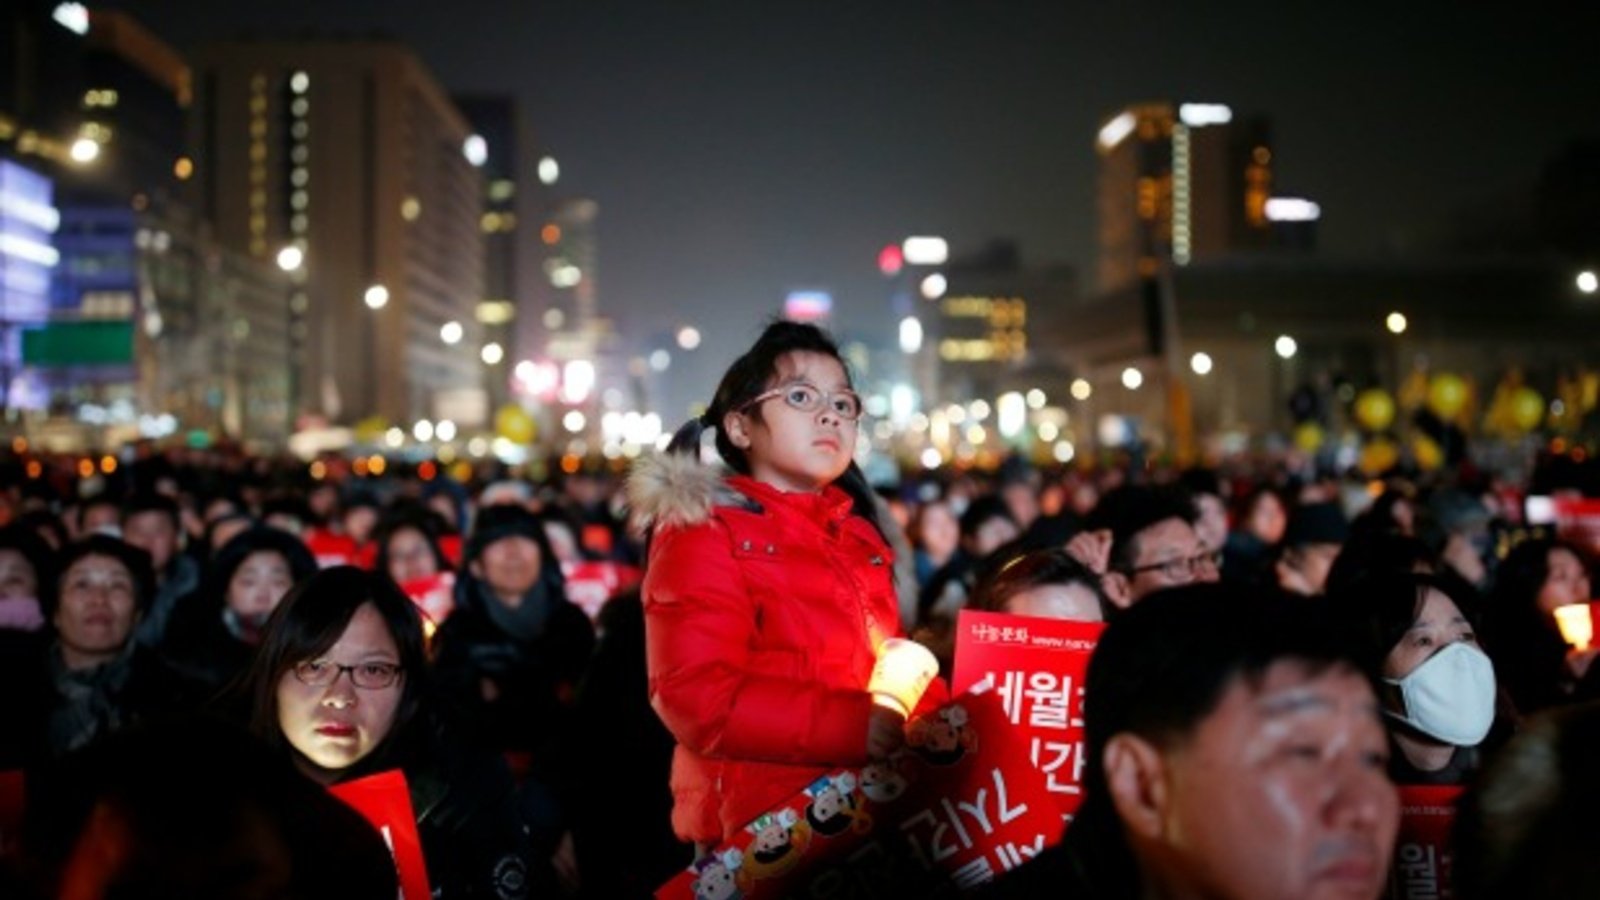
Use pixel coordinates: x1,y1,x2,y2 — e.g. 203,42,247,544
627,320,947,849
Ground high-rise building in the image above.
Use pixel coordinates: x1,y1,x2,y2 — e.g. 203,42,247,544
1095,102,1275,293
189,38,485,430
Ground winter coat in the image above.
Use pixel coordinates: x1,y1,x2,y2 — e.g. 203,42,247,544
628,453,946,844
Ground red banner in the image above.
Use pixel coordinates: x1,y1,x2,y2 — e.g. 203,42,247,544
399,571,457,628
1553,498,1600,558
950,610,1103,819
305,530,359,569
1388,785,1462,900
655,690,1062,898
562,560,643,621
328,769,433,900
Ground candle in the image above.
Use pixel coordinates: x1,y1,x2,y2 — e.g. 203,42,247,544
1554,603,1594,653
868,638,939,717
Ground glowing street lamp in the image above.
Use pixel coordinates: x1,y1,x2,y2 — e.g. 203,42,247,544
276,246,304,272
1274,335,1298,359
1578,270,1598,295
1386,312,1407,334
69,137,100,164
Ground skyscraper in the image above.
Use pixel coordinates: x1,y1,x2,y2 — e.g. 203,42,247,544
189,38,485,429
1095,102,1274,293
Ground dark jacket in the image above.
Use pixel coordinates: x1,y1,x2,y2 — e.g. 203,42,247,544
0,630,202,769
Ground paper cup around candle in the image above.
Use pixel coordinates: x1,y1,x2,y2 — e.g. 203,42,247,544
1554,603,1594,652
869,637,939,717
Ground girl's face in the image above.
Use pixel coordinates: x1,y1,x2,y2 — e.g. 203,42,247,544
227,550,295,619
1245,493,1287,545
1537,548,1592,618
384,527,439,585
1382,588,1476,684
275,603,403,780
726,351,857,493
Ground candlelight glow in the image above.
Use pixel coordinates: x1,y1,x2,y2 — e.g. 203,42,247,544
1555,604,1593,652
868,638,939,717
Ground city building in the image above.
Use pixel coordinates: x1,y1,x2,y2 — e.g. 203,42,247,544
189,37,486,431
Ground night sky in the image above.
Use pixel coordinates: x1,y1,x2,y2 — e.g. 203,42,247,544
98,0,1600,409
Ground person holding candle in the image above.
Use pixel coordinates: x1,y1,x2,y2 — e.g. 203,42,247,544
627,319,948,849
1484,537,1599,716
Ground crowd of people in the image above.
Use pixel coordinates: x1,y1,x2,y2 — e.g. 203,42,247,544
0,321,1597,898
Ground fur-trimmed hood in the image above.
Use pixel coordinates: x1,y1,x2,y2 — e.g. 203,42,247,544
624,451,747,532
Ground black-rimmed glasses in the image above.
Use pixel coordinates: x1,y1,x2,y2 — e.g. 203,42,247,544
1121,550,1222,581
292,659,404,689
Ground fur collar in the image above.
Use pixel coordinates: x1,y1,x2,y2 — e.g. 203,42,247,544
625,451,747,532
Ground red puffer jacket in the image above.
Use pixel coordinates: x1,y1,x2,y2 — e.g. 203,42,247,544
629,453,944,843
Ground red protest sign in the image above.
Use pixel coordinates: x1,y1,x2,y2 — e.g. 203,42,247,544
1553,498,1600,559
304,530,358,569
328,769,433,900
655,689,1061,898
1389,785,1462,900
399,571,457,629
562,560,642,621
950,610,1103,819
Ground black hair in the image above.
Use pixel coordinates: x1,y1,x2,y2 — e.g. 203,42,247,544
203,526,320,612
77,493,124,533
971,546,1113,621
242,567,429,779
1326,570,1484,680
372,504,452,580
1323,531,1437,597
663,319,885,542
957,495,1016,540
1484,537,1590,715
15,508,70,552
1069,584,1367,893
120,491,181,531
0,522,60,601
1085,484,1199,573
48,535,157,620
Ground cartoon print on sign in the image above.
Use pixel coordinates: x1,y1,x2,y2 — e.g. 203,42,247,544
859,757,913,804
690,848,746,900
803,773,873,837
740,808,811,881
907,703,979,766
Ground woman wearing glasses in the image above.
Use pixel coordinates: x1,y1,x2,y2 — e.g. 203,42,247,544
627,319,948,850
238,566,551,898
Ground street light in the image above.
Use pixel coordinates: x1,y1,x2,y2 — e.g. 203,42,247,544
1386,312,1407,334
363,284,388,310
1274,335,1298,359
69,137,100,164
1579,270,1598,295
276,246,304,272
1190,352,1213,375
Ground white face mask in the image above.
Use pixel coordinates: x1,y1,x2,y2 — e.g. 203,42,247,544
1384,641,1497,747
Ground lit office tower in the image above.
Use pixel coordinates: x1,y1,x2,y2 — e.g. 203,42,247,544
1095,102,1273,292
543,196,600,362
189,39,485,428
454,94,543,412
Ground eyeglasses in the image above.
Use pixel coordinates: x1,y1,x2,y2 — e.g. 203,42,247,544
292,659,404,689
1122,550,1222,581
740,382,863,421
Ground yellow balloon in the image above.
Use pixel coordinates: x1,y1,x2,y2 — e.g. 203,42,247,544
1427,373,1469,420
1510,388,1545,433
495,405,536,444
1359,438,1400,476
1293,422,1325,453
1354,389,1396,432
1412,434,1444,471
